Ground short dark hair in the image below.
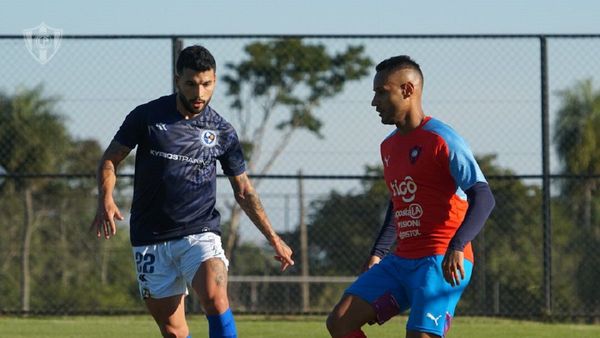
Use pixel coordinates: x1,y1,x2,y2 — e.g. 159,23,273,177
375,55,423,84
176,45,216,74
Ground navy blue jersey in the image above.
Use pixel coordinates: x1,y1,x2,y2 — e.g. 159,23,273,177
113,94,246,246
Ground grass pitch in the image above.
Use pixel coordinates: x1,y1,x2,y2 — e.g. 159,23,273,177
0,315,599,337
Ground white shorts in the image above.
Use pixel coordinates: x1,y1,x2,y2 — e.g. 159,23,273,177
132,232,229,299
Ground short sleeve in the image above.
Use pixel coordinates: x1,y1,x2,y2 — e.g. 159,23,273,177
218,128,246,176
113,107,146,149
445,133,486,191
424,119,486,191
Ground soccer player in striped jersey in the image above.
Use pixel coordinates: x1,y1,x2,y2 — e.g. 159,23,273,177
326,55,495,338
91,45,294,338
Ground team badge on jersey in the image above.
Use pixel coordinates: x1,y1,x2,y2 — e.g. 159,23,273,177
409,145,422,164
200,130,217,147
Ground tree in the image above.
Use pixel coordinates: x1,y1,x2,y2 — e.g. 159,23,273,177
221,38,372,261
554,78,600,229
553,78,600,314
297,165,387,276
460,155,545,315
272,165,387,312
0,86,139,313
0,85,71,312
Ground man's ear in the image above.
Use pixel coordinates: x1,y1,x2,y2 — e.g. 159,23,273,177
400,82,414,99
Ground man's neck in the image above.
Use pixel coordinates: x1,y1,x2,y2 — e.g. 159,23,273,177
396,110,425,135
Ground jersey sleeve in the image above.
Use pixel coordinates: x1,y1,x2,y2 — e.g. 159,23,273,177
449,182,495,251
113,107,146,149
434,124,494,251
218,127,246,176
370,199,397,258
442,131,487,191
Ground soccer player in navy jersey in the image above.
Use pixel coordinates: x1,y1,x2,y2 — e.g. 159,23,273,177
326,56,495,338
91,45,294,338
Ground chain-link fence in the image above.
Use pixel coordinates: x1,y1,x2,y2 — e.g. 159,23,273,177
1,34,599,319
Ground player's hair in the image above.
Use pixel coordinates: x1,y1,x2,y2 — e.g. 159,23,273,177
176,45,216,74
375,55,424,86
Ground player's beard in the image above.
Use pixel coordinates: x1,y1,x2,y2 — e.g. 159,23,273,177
178,92,211,115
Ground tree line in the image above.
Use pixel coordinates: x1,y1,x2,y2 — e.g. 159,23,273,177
0,39,599,316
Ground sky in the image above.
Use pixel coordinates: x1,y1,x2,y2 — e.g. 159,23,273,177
2,1,598,177
1,0,599,241
1,0,599,36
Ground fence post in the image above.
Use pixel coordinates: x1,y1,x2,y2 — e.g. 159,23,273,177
298,170,310,313
172,37,183,93
540,35,552,316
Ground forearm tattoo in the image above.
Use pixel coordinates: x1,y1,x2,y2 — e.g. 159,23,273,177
236,176,273,239
99,143,130,176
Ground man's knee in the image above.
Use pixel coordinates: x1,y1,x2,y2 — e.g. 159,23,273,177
371,292,400,325
201,295,230,314
160,323,189,338
326,313,367,338
326,311,339,334
326,305,362,337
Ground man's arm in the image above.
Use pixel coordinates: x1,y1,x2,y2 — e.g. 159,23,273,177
443,181,495,286
228,172,294,271
90,140,132,239
449,182,495,251
363,200,396,271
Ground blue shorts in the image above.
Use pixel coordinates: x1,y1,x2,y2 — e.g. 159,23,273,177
345,254,473,337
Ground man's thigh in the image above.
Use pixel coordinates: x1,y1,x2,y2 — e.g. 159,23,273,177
145,294,188,336
179,233,230,314
345,255,411,325
132,243,187,299
178,232,230,286
132,233,228,299
191,257,230,311
406,255,473,337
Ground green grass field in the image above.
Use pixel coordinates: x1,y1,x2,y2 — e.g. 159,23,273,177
1,315,599,338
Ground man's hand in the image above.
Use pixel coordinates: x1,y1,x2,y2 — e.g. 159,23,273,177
270,236,294,272
228,173,295,271
361,255,381,273
90,199,124,239
442,249,465,287
92,141,130,239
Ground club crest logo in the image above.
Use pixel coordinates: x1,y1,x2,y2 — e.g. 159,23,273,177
23,22,63,65
200,130,217,147
409,145,422,164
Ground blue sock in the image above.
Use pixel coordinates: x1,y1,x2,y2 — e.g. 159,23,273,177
206,308,237,338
